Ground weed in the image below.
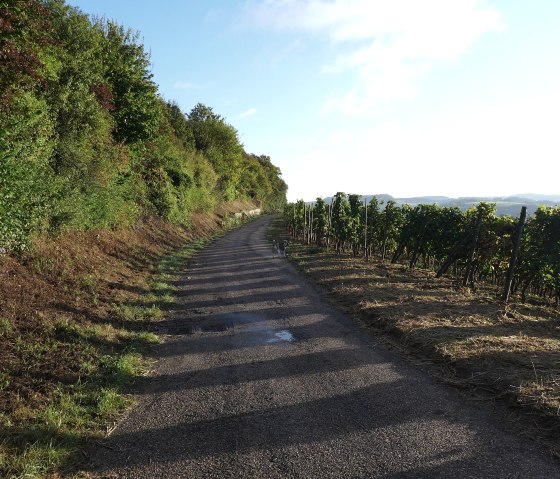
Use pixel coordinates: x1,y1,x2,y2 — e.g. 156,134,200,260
96,388,131,420
102,351,144,386
122,330,160,345
0,372,9,391
0,318,13,336
113,304,163,323
1,440,71,479
32,257,54,275
80,273,97,292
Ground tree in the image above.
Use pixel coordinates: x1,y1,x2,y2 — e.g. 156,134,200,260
187,103,243,201
98,19,162,144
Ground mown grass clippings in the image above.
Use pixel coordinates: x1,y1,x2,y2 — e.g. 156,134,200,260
269,215,560,457
0,209,253,478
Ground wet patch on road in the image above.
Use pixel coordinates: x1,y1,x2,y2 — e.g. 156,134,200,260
267,330,295,343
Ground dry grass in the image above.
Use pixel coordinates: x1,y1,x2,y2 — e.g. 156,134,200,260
282,229,560,456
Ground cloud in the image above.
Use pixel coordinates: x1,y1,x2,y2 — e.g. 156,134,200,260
281,91,560,200
238,107,258,118
244,0,504,114
173,80,197,89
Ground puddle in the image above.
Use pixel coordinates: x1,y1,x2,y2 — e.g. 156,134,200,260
267,330,295,343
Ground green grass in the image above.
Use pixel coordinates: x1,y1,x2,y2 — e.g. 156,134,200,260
0,349,139,478
0,318,13,336
113,303,164,322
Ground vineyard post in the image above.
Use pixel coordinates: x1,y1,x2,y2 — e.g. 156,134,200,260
364,197,368,260
308,203,312,244
303,204,307,242
463,209,484,287
292,203,297,238
311,204,314,244
310,203,313,244
308,203,311,243
327,199,333,251
381,204,390,262
502,206,527,302
303,203,307,243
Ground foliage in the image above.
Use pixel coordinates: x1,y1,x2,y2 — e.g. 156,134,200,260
285,195,560,304
0,0,286,253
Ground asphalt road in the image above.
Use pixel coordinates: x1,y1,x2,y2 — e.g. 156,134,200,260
87,215,560,478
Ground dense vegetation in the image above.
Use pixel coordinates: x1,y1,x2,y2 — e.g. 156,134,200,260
285,194,560,305
0,0,287,253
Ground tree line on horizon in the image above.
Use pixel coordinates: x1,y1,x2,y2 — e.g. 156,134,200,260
285,194,560,305
0,0,287,252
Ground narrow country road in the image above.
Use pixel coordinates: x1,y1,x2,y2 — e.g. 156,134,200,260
87,215,560,478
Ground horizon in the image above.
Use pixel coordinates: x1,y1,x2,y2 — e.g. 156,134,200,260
67,1,560,202
298,192,560,203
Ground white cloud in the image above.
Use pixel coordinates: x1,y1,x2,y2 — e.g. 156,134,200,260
281,92,560,201
245,0,504,114
238,107,258,118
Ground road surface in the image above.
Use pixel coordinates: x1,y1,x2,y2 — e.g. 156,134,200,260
87,215,560,478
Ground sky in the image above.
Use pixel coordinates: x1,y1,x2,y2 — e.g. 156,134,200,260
66,0,560,202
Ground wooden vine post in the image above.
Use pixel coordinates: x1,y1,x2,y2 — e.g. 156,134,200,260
502,206,527,302
381,204,389,262
463,209,484,287
327,198,333,251
310,203,314,244
363,197,368,260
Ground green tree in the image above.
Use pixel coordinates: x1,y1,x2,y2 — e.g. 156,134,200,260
187,103,243,201
99,19,162,144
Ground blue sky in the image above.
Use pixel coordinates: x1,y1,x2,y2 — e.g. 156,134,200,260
67,0,560,201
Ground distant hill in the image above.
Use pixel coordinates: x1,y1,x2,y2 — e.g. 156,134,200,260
311,194,559,217
511,194,560,202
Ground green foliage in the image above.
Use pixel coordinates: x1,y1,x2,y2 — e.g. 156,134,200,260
0,0,52,111
286,195,560,303
331,192,352,253
313,197,329,243
187,103,245,201
97,19,162,144
0,1,286,253
0,93,58,251
165,101,195,151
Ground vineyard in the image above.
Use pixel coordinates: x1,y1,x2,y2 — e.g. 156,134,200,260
285,194,560,306
279,196,560,455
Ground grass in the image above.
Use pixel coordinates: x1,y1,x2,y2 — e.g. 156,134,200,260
0,214,231,478
268,216,560,457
